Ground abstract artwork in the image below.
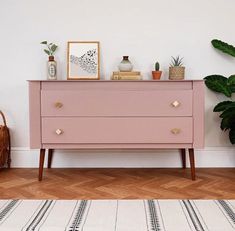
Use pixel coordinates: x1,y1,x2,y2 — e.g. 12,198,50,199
67,41,100,80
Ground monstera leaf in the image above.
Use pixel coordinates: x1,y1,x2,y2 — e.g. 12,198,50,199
213,101,235,143
211,39,235,57
213,101,234,112
228,75,235,92
220,116,232,131
229,128,235,144
204,39,235,144
204,75,232,97
219,107,235,119
204,77,235,144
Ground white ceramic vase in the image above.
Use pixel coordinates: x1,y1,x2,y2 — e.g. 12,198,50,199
47,56,57,80
118,56,133,72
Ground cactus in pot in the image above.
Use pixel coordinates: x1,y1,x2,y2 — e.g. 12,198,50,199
152,61,162,80
169,56,185,80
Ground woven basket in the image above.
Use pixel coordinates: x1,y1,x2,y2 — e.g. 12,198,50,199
169,66,185,80
0,111,11,168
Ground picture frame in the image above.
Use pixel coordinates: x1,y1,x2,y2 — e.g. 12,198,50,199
67,41,100,80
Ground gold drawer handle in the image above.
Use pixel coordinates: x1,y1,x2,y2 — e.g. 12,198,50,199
171,128,181,134
55,102,63,108
171,101,181,107
55,129,63,135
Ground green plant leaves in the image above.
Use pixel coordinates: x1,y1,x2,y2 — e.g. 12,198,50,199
44,49,50,55
219,107,235,119
213,101,234,112
170,56,183,67
51,44,58,53
227,75,235,92
41,41,58,56
221,116,231,131
229,128,235,144
211,39,235,57
228,75,235,84
216,103,235,143
204,75,232,97
206,39,235,144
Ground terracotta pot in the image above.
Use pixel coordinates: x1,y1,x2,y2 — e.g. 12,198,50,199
152,71,162,80
169,66,185,80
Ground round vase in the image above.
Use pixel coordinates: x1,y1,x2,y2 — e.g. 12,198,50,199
47,56,57,80
118,56,133,72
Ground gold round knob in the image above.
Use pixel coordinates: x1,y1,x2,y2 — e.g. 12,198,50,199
55,129,63,135
171,128,181,134
171,101,181,107
55,102,63,108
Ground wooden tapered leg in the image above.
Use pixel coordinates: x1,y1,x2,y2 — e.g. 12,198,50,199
188,148,196,181
7,156,11,169
39,149,45,181
180,149,186,169
47,149,53,169
7,129,11,169
7,148,11,169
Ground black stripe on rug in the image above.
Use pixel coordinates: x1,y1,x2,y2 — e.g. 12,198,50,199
217,200,235,225
25,200,53,231
68,200,88,231
182,200,205,231
147,200,162,231
0,200,19,222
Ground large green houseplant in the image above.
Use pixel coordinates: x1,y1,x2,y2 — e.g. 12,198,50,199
204,39,235,144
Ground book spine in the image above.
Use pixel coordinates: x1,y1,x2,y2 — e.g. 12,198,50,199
111,75,142,80
113,71,141,76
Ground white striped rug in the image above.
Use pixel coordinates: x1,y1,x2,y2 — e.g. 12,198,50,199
0,200,234,230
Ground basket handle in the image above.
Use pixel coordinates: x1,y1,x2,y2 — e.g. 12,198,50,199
0,111,7,126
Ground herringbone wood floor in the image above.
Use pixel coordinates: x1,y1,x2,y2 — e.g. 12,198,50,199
0,168,234,199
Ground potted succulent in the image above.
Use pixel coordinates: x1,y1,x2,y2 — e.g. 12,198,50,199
169,56,185,80
40,41,58,80
152,62,162,80
204,39,235,144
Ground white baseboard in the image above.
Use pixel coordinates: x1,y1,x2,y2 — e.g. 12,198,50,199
10,147,235,168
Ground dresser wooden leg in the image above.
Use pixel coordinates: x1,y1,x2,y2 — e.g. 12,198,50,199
7,148,11,169
39,149,45,181
180,149,186,169
188,148,196,181
47,149,53,169
7,156,11,169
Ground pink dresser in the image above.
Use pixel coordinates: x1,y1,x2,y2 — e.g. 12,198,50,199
28,80,204,181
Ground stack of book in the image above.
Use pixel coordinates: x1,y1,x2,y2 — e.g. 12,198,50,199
111,71,142,80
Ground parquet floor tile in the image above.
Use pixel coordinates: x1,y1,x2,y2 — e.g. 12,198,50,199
0,168,235,199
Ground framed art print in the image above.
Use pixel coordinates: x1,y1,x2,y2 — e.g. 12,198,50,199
67,41,100,80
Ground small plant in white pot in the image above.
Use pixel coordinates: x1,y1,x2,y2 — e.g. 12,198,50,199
152,62,162,80
41,41,58,80
169,56,185,80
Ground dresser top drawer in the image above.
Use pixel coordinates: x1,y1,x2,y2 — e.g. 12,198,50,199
41,90,192,117
41,81,194,91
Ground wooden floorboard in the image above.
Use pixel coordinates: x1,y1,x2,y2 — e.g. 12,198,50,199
0,168,235,199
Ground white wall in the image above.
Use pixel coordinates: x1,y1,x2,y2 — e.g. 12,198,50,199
1,0,235,167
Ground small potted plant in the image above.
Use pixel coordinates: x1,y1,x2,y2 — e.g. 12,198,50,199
41,41,58,80
169,56,185,80
152,62,162,80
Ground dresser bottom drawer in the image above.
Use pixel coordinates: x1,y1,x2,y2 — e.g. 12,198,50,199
42,117,192,144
